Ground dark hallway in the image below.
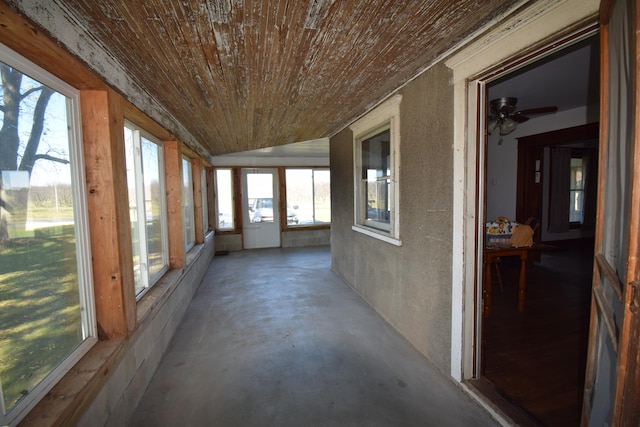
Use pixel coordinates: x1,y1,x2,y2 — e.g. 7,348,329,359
130,246,498,426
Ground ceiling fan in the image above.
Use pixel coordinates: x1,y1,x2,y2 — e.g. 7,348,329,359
487,97,558,135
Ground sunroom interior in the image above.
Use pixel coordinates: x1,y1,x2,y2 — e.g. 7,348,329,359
2,0,633,426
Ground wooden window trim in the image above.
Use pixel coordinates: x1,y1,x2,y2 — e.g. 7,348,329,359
192,158,205,244
163,141,185,268
81,89,136,339
281,166,332,231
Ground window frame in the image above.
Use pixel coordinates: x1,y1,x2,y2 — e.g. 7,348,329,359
284,167,331,228
0,43,97,426
214,168,235,232
201,167,209,234
182,155,196,251
569,150,585,227
123,120,169,300
350,94,402,246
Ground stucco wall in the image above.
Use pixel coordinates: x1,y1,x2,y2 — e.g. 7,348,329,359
330,63,454,372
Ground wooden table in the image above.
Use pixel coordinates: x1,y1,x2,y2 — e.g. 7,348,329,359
483,245,529,316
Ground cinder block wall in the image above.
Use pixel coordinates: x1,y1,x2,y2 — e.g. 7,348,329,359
282,229,330,248
215,229,330,251
77,237,216,426
214,233,244,252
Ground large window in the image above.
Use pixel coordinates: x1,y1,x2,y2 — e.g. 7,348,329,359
0,45,96,425
285,168,330,226
124,122,168,298
215,168,234,230
182,156,195,250
350,95,401,245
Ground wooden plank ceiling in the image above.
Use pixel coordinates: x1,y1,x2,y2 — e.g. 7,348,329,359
54,0,514,156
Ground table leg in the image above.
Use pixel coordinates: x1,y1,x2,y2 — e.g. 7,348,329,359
484,256,492,317
517,252,527,312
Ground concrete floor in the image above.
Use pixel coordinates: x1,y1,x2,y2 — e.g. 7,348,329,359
130,246,499,426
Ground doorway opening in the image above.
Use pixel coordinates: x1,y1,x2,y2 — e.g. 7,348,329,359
478,34,600,426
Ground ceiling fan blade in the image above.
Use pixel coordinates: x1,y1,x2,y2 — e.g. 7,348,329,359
487,118,498,134
514,106,558,116
511,115,530,124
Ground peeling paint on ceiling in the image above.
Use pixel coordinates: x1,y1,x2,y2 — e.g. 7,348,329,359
20,0,518,156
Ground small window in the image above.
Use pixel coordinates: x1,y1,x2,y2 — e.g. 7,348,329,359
360,130,391,229
215,168,234,230
569,156,584,224
182,156,196,251
285,168,330,226
350,95,401,245
124,122,169,298
0,44,96,426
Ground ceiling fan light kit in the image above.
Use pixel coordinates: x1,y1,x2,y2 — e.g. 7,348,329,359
487,96,558,136
500,117,518,135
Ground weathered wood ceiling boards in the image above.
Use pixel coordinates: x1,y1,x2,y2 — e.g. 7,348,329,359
49,0,514,155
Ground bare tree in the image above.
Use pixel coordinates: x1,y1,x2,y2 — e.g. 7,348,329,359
0,64,68,239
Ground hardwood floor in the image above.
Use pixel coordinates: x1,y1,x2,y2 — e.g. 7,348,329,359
482,238,594,427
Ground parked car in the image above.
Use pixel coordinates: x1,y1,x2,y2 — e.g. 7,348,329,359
287,205,299,225
248,198,298,224
249,198,273,222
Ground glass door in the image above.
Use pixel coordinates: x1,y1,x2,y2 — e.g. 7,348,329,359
241,168,281,249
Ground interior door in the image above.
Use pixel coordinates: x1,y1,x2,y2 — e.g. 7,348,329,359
582,0,640,424
241,168,281,249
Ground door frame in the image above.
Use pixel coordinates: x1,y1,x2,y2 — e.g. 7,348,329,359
241,167,281,249
471,26,600,374
446,0,600,387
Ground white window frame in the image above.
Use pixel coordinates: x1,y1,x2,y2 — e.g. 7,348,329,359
569,154,585,224
214,168,235,231
201,168,209,234
124,121,169,299
350,94,402,246
182,156,196,251
284,167,331,227
0,43,96,426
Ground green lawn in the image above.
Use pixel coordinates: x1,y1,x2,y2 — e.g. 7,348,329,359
0,225,83,412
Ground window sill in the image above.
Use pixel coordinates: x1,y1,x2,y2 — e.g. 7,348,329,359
16,338,126,427
137,240,206,324
284,224,331,231
214,229,240,235
352,225,402,246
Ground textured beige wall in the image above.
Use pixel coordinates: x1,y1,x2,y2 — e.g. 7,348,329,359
330,62,454,372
